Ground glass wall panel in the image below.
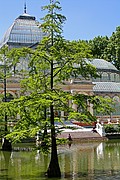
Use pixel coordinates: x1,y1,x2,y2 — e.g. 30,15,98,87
110,73,115,82
101,72,108,82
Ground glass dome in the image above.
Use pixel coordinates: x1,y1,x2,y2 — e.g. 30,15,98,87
90,59,120,93
90,59,118,72
89,58,120,82
0,12,45,48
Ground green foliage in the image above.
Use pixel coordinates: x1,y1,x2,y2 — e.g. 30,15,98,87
89,26,120,70
89,36,109,59
91,96,114,116
1,0,117,177
105,26,120,70
56,138,67,145
104,124,118,133
0,0,100,144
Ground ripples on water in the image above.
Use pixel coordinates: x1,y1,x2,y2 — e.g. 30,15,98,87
1,140,120,180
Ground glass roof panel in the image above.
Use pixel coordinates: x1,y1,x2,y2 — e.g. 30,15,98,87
93,82,120,92
0,13,45,48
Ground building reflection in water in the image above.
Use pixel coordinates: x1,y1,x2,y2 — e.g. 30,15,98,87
59,141,120,179
58,142,99,179
96,142,104,159
0,141,120,179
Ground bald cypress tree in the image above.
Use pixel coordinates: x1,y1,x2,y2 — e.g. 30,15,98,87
1,0,98,177
40,0,65,177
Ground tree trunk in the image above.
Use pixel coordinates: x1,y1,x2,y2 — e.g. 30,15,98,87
2,62,12,151
2,113,12,151
47,105,61,178
2,138,12,151
47,125,61,177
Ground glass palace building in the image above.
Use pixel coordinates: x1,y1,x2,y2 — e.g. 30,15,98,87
0,7,120,120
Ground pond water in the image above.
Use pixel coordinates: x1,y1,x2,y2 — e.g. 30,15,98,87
1,140,120,180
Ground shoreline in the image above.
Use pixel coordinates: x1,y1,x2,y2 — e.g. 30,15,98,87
57,131,107,142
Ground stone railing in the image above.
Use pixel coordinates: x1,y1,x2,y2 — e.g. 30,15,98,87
96,118,120,137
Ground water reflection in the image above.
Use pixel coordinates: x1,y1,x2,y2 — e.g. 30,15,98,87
96,142,104,159
0,150,12,180
1,141,120,179
59,142,99,179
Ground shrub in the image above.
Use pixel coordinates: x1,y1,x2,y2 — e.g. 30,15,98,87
104,124,117,133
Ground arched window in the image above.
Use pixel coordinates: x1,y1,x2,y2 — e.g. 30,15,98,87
113,96,119,103
112,96,120,115
101,72,108,82
104,95,110,99
110,73,115,82
116,74,120,82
